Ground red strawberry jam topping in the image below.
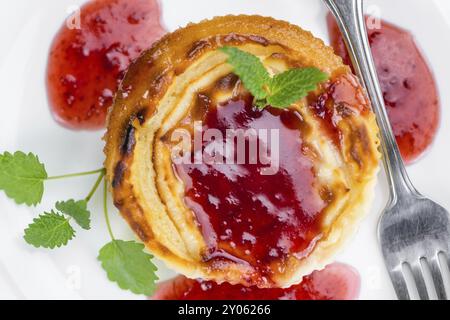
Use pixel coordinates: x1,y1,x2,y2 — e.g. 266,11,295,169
46,0,166,130
327,14,440,163
152,263,360,300
174,72,368,282
175,95,325,281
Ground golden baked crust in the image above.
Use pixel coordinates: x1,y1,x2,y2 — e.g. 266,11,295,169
104,15,380,288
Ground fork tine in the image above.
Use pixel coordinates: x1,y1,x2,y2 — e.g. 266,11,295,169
410,263,430,300
388,268,410,300
428,257,447,300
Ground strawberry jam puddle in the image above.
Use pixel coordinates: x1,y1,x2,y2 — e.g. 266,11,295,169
152,263,360,300
173,71,371,286
327,14,440,163
46,0,166,130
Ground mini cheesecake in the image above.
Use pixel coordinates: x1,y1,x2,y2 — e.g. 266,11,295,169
104,15,380,288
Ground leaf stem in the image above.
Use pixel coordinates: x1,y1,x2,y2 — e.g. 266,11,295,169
103,177,115,241
47,168,105,181
85,169,106,203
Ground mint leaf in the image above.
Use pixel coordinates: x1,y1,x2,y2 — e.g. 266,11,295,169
24,211,75,249
98,240,158,296
220,47,329,109
267,68,329,108
56,200,91,230
220,46,270,100
0,151,47,206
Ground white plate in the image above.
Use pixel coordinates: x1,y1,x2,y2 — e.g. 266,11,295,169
0,0,449,300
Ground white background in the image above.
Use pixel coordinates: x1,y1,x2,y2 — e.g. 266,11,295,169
0,0,449,300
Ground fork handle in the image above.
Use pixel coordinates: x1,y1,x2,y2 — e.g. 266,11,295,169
323,0,418,200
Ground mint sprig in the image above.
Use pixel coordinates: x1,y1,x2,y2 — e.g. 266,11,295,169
24,211,75,249
21,168,104,248
0,151,158,296
220,46,329,109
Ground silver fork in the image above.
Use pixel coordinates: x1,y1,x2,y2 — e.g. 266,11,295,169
324,0,450,300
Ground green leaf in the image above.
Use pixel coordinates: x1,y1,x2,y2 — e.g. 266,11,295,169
24,211,75,249
220,47,329,110
267,68,329,108
56,199,91,230
220,46,271,100
98,240,158,296
0,151,47,206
